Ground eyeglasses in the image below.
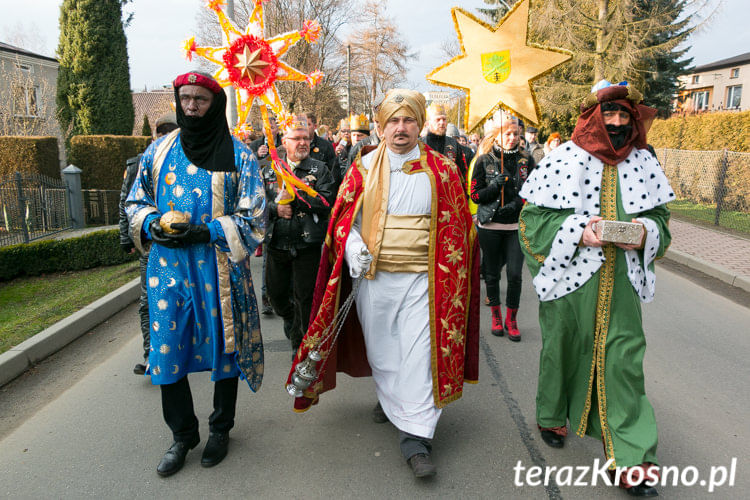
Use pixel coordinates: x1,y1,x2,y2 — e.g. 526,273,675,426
179,94,211,106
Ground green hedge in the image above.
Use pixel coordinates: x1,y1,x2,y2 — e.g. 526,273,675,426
0,136,60,178
68,135,151,190
0,229,137,281
649,111,750,152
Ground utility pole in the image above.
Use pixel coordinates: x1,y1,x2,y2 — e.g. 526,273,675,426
225,0,238,129
346,44,352,117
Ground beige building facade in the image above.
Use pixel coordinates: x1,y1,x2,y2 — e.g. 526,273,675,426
677,52,750,113
0,42,62,142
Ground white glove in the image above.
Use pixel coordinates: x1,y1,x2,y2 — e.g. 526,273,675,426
349,247,373,278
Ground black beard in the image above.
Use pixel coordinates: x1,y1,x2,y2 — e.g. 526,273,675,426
606,124,632,150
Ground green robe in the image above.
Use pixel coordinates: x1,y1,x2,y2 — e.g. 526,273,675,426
519,159,671,469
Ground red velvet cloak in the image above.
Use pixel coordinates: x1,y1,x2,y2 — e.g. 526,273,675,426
286,142,480,412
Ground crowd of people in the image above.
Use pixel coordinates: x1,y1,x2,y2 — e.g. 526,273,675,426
119,71,674,496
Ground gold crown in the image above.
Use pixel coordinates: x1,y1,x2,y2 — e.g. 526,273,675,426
285,114,309,133
350,113,370,132
427,102,447,118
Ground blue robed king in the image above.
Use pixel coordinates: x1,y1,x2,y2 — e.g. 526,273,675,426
126,129,266,390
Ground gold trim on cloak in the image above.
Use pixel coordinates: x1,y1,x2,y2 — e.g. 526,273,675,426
576,163,618,468
131,130,179,254
211,172,236,354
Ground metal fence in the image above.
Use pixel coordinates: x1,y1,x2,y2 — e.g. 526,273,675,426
654,148,750,234
0,172,72,247
82,189,121,227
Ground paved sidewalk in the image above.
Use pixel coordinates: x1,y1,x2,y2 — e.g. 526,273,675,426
665,218,750,293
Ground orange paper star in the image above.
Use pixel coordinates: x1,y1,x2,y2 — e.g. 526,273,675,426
426,0,571,130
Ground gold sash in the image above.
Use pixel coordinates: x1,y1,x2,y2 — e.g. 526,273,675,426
360,142,390,276
376,214,430,273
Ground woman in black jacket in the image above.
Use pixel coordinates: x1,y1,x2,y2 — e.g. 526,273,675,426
469,120,534,341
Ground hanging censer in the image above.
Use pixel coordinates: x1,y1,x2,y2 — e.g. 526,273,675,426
286,265,367,397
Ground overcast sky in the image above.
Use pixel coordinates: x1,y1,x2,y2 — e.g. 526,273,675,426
0,0,746,92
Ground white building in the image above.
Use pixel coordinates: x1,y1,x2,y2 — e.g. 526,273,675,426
677,52,750,113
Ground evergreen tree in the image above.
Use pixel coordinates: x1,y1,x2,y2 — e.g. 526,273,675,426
478,0,519,24
528,0,705,125
56,0,134,140
636,0,694,118
140,114,152,137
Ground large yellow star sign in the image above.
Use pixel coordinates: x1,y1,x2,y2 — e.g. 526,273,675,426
426,0,571,130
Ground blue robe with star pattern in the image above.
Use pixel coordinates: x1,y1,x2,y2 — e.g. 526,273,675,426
126,130,266,390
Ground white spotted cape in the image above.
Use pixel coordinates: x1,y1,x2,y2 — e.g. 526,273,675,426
519,141,675,303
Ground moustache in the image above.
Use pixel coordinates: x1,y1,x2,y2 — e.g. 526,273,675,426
605,124,630,135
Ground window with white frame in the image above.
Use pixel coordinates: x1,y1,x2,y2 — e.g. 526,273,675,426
730,68,740,78
690,90,710,110
691,75,700,84
727,85,742,109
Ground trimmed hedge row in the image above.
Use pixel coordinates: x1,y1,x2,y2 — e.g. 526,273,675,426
0,229,137,281
0,136,60,178
649,111,750,152
68,135,151,190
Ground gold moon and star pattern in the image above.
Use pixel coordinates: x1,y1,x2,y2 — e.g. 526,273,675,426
124,132,267,390
426,0,572,131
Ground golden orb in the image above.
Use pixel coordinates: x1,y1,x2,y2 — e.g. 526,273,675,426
160,210,190,234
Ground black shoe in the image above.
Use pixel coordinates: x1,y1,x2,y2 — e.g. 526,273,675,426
201,432,229,468
261,295,274,315
539,430,565,448
283,318,294,340
626,484,659,497
372,402,388,423
408,453,437,478
133,363,147,375
156,437,199,477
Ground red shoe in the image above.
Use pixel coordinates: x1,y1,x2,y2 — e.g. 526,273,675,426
505,307,520,342
490,305,504,336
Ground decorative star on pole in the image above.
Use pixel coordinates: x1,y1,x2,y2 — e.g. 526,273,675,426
183,0,326,204
233,46,270,83
426,0,572,131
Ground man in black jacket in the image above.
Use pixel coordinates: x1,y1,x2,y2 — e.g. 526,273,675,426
301,112,337,175
263,115,336,352
119,112,178,375
423,103,469,181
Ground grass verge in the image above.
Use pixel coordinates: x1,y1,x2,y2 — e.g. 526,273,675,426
0,261,139,355
668,200,750,235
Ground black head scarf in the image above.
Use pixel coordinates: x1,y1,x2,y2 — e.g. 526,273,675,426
174,81,235,172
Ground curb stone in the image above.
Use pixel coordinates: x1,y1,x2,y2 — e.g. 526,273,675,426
663,248,749,293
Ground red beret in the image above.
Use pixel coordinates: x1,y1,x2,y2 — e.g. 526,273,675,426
173,72,223,94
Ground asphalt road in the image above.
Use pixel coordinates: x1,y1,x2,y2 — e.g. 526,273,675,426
0,257,747,499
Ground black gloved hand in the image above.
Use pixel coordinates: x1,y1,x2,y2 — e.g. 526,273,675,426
495,198,521,217
490,173,510,188
120,241,135,253
148,218,184,249
169,223,211,245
